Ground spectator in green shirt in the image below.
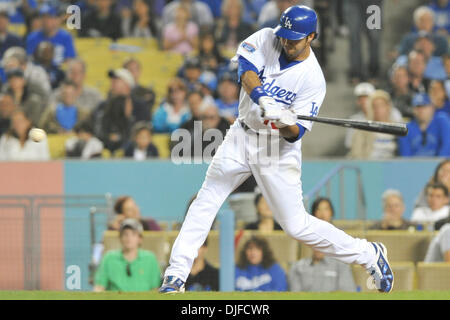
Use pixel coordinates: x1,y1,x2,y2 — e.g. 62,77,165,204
94,219,161,292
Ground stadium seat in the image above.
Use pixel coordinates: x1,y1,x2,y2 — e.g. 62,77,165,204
333,220,374,231
152,134,171,159
365,231,435,263
417,262,450,291
46,133,75,159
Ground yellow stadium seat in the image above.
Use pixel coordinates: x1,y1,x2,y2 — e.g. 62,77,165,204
417,262,450,290
152,134,171,159
9,24,26,37
333,220,375,231
46,133,75,159
352,262,415,292
365,231,435,263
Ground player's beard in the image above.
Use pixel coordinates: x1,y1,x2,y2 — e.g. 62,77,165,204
282,43,308,61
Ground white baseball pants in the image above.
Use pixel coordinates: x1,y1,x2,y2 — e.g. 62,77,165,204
165,121,376,282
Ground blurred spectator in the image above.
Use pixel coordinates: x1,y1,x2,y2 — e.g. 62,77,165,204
39,80,90,134
396,34,447,82
23,11,41,39
245,193,282,231
94,219,161,292
0,92,16,135
415,159,450,208
398,93,450,157
95,68,150,152
215,72,239,122
180,89,205,133
26,5,77,66
370,189,415,231
424,223,450,262
78,0,122,40
310,197,334,222
115,0,167,19
411,182,449,227
259,0,297,28
215,0,254,56
0,10,24,59
344,0,382,84
124,121,159,160
162,0,214,28
33,41,65,90
121,0,157,38
1,68,48,126
289,197,357,292
406,50,428,94
65,121,104,159
52,59,103,113
387,65,413,118
344,82,375,150
2,46,51,94
0,109,50,160
429,80,450,116
429,0,450,35
123,57,156,111
108,196,162,231
198,104,230,157
397,6,448,57
0,0,37,24
235,236,287,292
162,4,199,56
258,0,308,28
348,90,399,159
152,78,190,133
178,57,203,92
197,27,227,73
185,238,219,291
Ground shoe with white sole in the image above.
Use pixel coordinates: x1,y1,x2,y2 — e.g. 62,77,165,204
366,242,394,293
159,276,185,294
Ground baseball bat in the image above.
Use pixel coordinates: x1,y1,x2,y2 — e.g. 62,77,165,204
296,115,408,136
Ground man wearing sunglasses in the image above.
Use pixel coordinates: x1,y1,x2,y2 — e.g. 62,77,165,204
94,219,161,292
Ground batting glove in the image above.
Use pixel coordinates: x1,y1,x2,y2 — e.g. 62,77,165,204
273,108,297,128
259,96,281,121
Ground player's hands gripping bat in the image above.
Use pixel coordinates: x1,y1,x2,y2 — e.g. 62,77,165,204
258,96,281,120
273,109,297,128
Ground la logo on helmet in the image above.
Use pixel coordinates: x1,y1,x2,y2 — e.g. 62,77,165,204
284,17,292,29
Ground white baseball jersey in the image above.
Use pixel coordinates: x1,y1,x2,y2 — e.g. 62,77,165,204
164,28,378,284
232,28,326,136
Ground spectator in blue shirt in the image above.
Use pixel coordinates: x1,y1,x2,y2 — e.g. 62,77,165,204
0,0,37,24
397,6,448,57
398,93,450,157
0,10,24,59
152,78,190,133
26,5,77,66
429,79,450,117
429,0,450,35
235,236,287,292
215,72,239,123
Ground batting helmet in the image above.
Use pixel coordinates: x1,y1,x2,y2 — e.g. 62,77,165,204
273,5,318,41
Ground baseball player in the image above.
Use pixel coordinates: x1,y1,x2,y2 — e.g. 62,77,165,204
160,5,394,293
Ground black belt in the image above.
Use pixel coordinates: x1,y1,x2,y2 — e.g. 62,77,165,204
239,120,258,135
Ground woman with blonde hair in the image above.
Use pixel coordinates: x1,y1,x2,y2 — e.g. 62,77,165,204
348,90,401,159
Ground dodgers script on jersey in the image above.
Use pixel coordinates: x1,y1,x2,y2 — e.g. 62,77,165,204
232,28,326,135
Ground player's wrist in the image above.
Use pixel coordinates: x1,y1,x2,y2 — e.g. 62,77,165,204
250,86,268,105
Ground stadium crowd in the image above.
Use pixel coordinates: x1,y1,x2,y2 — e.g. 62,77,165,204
0,0,448,292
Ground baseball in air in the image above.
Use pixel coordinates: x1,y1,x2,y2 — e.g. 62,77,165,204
29,128,46,142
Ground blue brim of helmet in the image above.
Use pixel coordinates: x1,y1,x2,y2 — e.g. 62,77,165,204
273,25,308,40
